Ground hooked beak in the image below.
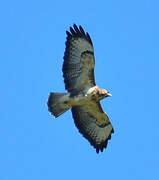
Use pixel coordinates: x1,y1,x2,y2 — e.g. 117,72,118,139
107,92,112,97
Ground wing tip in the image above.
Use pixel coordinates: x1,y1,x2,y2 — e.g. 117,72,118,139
95,128,114,154
66,24,93,46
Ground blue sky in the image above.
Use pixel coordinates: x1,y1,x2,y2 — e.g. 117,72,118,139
1,0,159,179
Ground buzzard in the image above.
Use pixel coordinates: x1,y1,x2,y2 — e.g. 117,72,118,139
47,24,114,153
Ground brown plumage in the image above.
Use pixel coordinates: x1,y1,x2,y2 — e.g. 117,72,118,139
48,24,114,153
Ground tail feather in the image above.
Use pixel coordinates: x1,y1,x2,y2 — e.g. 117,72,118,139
47,93,71,118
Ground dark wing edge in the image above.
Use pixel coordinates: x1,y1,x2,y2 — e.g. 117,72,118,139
71,103,114,153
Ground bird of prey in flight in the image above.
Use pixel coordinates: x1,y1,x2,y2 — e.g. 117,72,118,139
47,24,114,153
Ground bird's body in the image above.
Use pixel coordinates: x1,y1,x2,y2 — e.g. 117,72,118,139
48,24,114,153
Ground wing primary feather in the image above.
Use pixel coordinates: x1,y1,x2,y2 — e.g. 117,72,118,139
66,30,72,37
70,27,76,35
79,25,86,36
73,24,81,34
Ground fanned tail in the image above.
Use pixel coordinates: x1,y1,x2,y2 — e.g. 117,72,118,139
47,93,71,117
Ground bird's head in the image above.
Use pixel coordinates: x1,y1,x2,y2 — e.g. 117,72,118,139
95,88,112,101
87,86,112,100
98,90,112,101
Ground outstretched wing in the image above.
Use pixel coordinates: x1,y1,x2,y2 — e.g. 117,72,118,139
71,102,114,153
62,24,95,94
